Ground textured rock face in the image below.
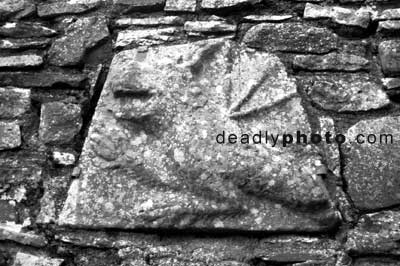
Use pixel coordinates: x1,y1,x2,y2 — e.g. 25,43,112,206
39,102,82,145
0,122,21,150
165,0,196,12
0,0,34,20
12,252,63,266
59,39,338,231
300,75,389,112
0,22,57,38
201,0,262,9
346,211,400,255
0,88,30,119
49,16,109,66
243,23,338,54
379,40,400,76
343,116,400,210
293,53,369,72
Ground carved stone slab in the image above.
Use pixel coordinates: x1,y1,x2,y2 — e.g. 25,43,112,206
59,39,339,231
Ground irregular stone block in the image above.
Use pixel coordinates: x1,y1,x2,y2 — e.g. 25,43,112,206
115,16,184,27
0,38,51,50
343,116,400,210
293,53,369,72
113,0,165,11
0,22,57,38
165,0,196,12
0,201,17,223
0,122,21,150
243,23,338,54
304,4,371,29
0,0,35,21
0,54,42,69
38,2,95,18
0,71,86,88
378,8,400,20
37,175,70,224
39,102,82,145
59,39,339,231
49,16,109,66
354,258,400,266
378,21,400,35
0,152,44,187
201,0,262,9
57,230,339,265
0,87,30,119
115,27,180,48
301,75,389,112
346,211,400,255
379,40,400,76
243,14,293,22
332,7,371,29
184,21,236,34
0,223,47,247
382,78,400,90
12,252,63,266
52,150,76,166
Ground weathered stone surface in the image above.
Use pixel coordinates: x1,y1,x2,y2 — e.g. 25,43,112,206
37,175,70,224
304,4,371,29
343,116,400,210
184,21,236,34
0,22,57,38
382,78,400,90
243,23,338,54
0,223,47,247
165,0,196,12
354,258,400,266
201,0,262,9
115,27,180,48
38,2,95,18
0,71,86,88
378,8,400,20
346,211,400,255
0,0,35,21
59,39,339,231
39,102,82,145
301,75,389,112
52,151,76,166
115,16,184,27
113,0,165,11
12,252,63,266
293,53,369,72
0,87,30,119
379,40,400,76
48,16,109,66
378,21,400,34
243,14,293,22
0,54,43,69
0,122,21,150
0,38,51,50
57,230,339,265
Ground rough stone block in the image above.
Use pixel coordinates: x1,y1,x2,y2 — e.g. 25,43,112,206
0,87,30,119
165,0,196,12
343,116,400,210
243,23,338,54
379,40,400,76
59,39,339,232
0,122,21,150
39,102,82,145
48,16,109,66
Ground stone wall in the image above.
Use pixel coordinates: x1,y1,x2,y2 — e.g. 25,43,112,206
0,0,400,265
